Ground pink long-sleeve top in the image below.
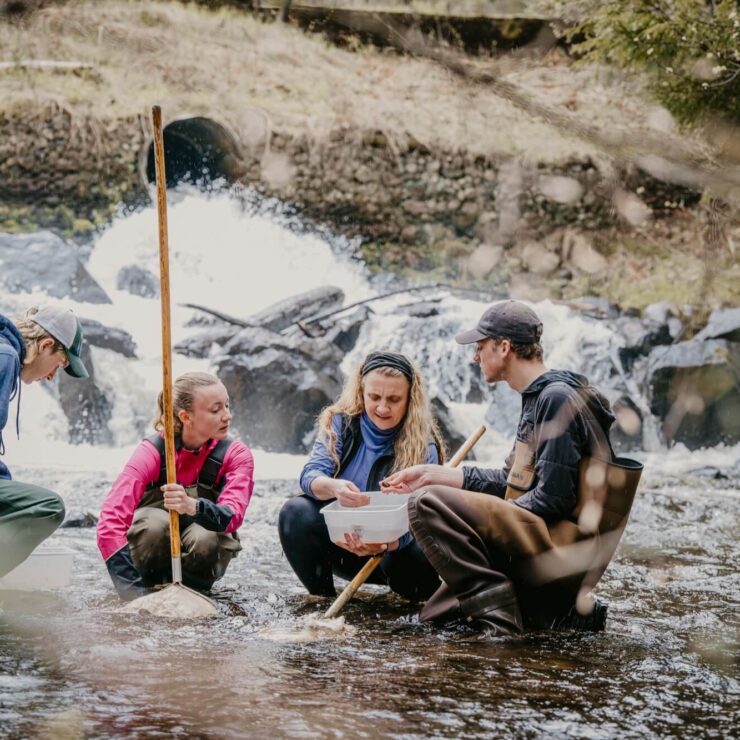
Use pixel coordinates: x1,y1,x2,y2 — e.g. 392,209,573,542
97,436,255,561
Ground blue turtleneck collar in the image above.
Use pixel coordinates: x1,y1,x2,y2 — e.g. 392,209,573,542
360,412,399,451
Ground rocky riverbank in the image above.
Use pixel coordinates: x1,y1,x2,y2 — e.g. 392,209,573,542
2,224,738,453
0,0,738,312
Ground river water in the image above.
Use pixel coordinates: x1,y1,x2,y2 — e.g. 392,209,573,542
0,190,738,737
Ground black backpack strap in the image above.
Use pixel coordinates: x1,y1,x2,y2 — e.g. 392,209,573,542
337,414,362,478
197,438,235,496
145,434,167,489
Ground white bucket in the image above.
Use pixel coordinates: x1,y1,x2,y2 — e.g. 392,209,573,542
0,543,75,591
321,491,412,544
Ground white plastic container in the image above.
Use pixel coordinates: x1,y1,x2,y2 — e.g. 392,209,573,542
0,544,75,591
321,491,412,544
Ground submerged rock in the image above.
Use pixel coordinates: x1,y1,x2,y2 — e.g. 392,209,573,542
60,511,98,528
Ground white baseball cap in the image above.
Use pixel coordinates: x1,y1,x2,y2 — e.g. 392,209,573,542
31,305,89,379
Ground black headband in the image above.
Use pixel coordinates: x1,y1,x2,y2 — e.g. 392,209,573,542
360,352,414,384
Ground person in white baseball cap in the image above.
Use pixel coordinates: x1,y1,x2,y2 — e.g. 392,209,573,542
0,304,88,578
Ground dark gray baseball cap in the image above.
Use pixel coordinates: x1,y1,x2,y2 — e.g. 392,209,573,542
31,305,89,378
455,300,543,345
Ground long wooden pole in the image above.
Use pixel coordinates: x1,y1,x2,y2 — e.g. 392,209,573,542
323,424,486,619
152,105,182,585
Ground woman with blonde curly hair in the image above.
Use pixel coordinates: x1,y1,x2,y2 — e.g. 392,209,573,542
278,351,445,600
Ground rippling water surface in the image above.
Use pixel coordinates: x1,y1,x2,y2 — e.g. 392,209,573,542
1,467,737,738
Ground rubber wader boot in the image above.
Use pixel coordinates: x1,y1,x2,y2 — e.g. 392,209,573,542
459,582,523,638
550,598,608,632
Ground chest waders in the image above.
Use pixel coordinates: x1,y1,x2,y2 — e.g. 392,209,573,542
127,436,241,591
137,435,235,512
504,433,643,594
412,414,643,632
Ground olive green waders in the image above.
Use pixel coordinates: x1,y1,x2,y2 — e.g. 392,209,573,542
0,480,65,577
127,486,241,592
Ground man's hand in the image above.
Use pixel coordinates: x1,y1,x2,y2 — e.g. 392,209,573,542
335,531,399,557
380,464,464,493
162,483,197,516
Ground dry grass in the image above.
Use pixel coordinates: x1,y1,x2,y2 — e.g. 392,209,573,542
0,0,707,164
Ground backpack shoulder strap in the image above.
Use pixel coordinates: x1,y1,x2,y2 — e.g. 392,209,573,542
197,438,235,495
145,434,167,489
337,414,362,477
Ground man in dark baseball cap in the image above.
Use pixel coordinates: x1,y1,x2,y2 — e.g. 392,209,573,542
455,300,544,346
382,300,633,639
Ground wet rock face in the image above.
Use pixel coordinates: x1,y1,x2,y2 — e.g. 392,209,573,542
174,286,349,360
647,338,740,449
58,343,113,446
80,318,138,358
215,327,345,453
0,231,110,304
208,286,372,453
250,286,344,334
694,307,740,343
57,318,138,446
117,265,159,299
609,395,643,453
431,397,469,460
615,316,675,373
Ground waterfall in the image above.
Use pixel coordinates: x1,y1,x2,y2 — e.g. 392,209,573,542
2,188,738,478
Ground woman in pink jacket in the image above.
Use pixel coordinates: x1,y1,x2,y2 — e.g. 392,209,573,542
97,372,254,600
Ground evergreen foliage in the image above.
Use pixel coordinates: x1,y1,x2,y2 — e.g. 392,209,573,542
568,1,740,125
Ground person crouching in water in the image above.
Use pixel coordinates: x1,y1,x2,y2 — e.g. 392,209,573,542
279,351,445,601
97,372,254,601
382,301,623,637
0,305,88,578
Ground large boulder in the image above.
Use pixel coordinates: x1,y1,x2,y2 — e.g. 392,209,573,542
175,326,236,359
80,318,137,358
615,315,674,372
214,327,344,453
694,307,740,343
175,286,348,359
431,397,469,460
605,392,644,453
250,286,345,334
484,381,521,439
0,231,110,304
116,265,159,299
58,343,113,445
647,338,740,448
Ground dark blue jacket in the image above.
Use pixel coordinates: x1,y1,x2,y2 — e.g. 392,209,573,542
0,313,25,480
463,370,615,522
